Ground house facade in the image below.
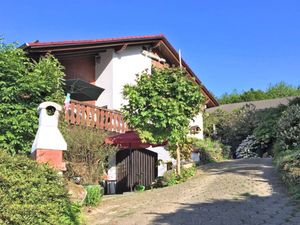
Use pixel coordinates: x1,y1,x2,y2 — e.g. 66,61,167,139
24,35,218,193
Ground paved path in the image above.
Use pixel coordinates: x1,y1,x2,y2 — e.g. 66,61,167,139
85,158,300,225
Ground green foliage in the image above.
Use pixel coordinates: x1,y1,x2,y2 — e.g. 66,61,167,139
276,104,300,151
168,137,196,160
63,125,117,185
252,106,285,155
0,151,80,225
134,184,145,192
84,185,103,206
274,149,300,200
0,40,65,154
192,138,231,163
204,105,256,153
122,67,204,146
218,82,300,104
163,166,197,186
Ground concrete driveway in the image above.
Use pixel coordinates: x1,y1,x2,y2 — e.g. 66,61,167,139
85,158,300,225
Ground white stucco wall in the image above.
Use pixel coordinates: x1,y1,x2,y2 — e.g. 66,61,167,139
107,155,117,181
95,46,151,110
112,46,151,110
189,112,204,139
146,146,176,177
95,49,114,108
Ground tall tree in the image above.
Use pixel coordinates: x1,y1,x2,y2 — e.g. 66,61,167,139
122,67,204,174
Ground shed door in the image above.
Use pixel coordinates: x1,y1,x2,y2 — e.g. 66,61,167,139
116,149,158,194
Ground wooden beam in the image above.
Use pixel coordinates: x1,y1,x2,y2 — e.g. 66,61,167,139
152,41,163,49
115,44,128,53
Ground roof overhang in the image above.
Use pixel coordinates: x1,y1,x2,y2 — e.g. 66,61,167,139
22,34,219,107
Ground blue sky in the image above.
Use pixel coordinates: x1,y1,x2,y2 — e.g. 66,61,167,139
1,0,299,97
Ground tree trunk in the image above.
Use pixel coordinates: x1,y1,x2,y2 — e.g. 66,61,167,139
176,144,181,175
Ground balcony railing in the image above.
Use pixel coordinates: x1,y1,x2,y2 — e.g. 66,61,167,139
65,100,128,133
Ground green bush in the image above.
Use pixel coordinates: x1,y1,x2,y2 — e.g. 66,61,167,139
162,166,197,186
0,40,65,154
276,104,300,151
84,185,103,206
274,149,300,200
192,138,231,163
0,151,80,225
253,106,285,155
63,125,117,185
181,166,197,181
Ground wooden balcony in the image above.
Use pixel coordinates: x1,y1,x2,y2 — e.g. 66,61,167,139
64,100,128,133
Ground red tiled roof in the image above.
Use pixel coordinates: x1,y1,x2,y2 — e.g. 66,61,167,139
27,34,166,47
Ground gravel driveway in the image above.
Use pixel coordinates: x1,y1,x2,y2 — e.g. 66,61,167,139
85,158,300,225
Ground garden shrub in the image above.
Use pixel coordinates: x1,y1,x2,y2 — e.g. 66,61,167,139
235,135,259,159
162,166,197,186
0,40,65,154
274,148,300,200
276,104,300,151
63,125,117,185
84,185,103,206
252,106,285,156
0,151,80,225
192,138,231,163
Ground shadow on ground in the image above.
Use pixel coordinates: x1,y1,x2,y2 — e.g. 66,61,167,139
150,194,299,225
149,159,300,225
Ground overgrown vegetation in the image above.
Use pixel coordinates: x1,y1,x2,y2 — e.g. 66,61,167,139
0,40,65,155
218,82,300,104
122,67,204,175
63,125,117,185
0,151,81,225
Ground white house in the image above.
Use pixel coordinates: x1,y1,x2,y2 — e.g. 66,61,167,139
24,35,219,193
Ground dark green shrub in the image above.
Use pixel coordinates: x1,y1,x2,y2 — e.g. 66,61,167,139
192,138,231,163
276,104,300,151
253,106,285,156
0,151,80,225
84,185,103,206
63,125,117,185
274,149,300,200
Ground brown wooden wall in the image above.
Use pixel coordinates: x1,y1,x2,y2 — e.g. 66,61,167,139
116,149,158,194
59,55,95,83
